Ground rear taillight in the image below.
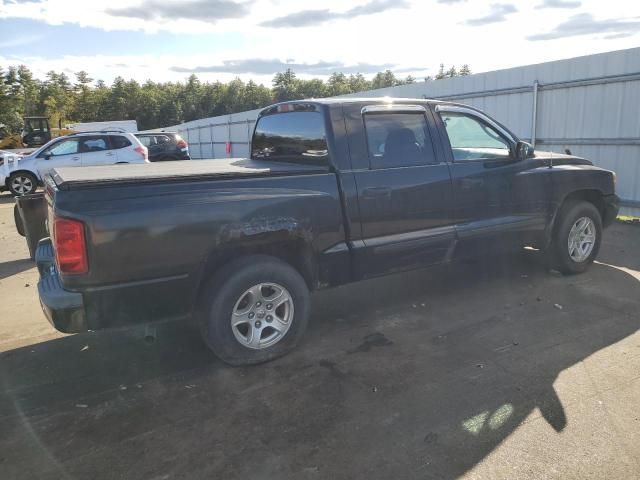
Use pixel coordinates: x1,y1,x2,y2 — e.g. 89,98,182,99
135,145,148,161
54,217,88,275
175,135,187,149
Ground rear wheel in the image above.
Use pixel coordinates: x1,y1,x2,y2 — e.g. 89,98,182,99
550,201,602,274
197,255,310,365
8,172,37,196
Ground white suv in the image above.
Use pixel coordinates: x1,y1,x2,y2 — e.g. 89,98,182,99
1,131,149,196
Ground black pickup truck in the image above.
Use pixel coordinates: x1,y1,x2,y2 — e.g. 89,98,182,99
36,98,619,365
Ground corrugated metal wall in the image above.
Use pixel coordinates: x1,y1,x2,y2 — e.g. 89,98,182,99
160,47,640,215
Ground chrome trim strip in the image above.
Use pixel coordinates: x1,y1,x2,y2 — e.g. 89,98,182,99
361,104,427,114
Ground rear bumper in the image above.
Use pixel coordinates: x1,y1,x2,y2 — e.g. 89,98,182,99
603,194,620,227
36,238,88,333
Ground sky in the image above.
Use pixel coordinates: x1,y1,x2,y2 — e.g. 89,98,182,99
1,0,639,86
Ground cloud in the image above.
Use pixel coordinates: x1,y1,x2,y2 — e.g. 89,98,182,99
465,4,517,26
106,0,250,22
535,0,581,8
170,58,398,75
528,13,640,40
603,32,633,39
261,0,409,28
0,33,44,48
437,0,467,3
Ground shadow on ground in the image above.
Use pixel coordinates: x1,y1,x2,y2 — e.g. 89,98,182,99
1,241,639,479
0,258,34,280
0,192,19,205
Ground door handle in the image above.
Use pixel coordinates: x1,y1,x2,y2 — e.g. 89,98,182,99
105,152,114,156
362,186,392,199
71,156,80,161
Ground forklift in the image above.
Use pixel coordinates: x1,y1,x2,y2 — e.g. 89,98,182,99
0,116,75,149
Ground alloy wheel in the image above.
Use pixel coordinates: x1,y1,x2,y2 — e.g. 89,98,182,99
230,283,294,349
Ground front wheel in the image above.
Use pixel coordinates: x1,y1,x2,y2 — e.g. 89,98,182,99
8,172,37,196
550,201,602,274
197,255,310,365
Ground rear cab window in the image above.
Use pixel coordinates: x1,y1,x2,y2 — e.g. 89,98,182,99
252,105,329,166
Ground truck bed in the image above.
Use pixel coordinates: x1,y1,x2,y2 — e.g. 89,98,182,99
50,158,327,190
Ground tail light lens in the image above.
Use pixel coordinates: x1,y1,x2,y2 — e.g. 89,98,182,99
135,145,148,161
175,135,187,149
54,217,88,275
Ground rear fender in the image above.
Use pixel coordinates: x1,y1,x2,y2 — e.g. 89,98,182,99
196,216,318,299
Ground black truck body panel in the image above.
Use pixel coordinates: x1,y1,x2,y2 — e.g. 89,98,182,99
37,98,619,333
47,160,345,329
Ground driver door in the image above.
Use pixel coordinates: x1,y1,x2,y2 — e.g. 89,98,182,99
36,138,81,178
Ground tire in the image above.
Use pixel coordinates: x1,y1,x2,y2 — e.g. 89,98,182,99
7,172,37,196
197,255,311,366
550,200,602,274
14,204,25,237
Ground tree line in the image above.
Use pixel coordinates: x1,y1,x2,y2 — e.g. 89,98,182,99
0,64,470,132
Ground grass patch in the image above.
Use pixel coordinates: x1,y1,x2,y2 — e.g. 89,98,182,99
617,215,640,225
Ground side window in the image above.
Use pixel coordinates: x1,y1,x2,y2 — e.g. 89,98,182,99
41,139,79,157
252,111,328,166
137,136,153,147
110,135,132,149
80,136,108,153
156,135,171,145
363,112,436,169
439,112,511,161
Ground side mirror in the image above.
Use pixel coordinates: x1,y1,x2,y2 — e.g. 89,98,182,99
44,154,52,160
516,141,534,160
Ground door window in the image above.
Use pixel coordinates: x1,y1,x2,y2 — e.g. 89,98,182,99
252,111,328,166
80,137,109,152
109,135,132,149
439,112,511,161
363,113,436,169
41,139,79,157
137,136,154,147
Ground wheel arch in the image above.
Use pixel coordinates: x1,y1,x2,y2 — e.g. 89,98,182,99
5,169,40,193
196,232,319,303
559,189,605,216
6,168,40,183
546,189,605,247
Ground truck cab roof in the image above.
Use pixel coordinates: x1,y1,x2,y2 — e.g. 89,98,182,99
258,97,448,115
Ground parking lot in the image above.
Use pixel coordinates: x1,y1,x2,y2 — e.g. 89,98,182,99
0,191,638,479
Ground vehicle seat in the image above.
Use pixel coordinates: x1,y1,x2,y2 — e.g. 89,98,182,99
384,128,422,164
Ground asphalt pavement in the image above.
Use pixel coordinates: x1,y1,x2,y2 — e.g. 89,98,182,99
0,191,638,480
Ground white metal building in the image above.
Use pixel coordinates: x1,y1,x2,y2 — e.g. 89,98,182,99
160,47,640,215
